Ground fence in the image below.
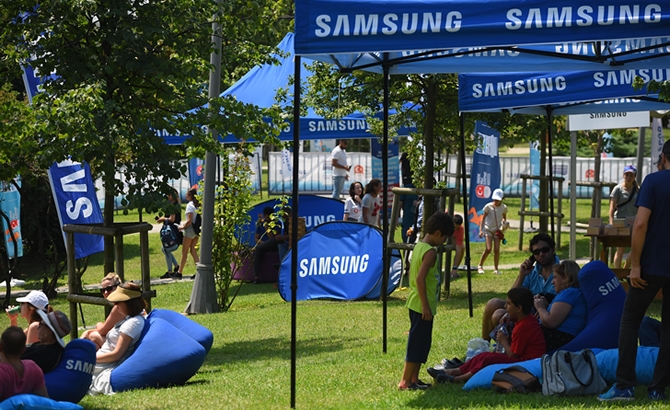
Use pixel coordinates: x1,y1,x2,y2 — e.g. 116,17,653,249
268,152,652,198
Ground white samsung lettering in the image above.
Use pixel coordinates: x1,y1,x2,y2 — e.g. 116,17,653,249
506,4,662,30
299,254,370,277
313,12,462,37
65,359,95,374
598,277,621,296
66,197,93,219
593,69,670,87
60,169,87,192
471,76,566,98
304,214,337,229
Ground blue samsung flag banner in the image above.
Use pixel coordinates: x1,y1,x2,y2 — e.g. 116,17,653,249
239,195,345,247
278,222,384,301
458,70,670,113
48,161,104,259
468,122,501,243
295,0,670,55
0,180,23,259
188,158,204,189
371,138,399,213
529,141,540,211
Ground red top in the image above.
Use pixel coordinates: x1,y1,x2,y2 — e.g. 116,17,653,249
511,314,546,361
452,225,464,246
0,360,45,401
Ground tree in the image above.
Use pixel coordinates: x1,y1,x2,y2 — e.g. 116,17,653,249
2,0,293,274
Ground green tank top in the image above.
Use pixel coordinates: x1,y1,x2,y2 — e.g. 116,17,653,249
406,242,440,315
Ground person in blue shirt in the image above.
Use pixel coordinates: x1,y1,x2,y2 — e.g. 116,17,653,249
481,233,559,341
533,260,587,351
600,140,670,402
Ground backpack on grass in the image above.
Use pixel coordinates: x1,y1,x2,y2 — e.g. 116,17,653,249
491,366,541,394
160,222,180,252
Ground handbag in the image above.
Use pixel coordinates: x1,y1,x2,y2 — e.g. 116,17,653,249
492,365,540,394
541,349,607,396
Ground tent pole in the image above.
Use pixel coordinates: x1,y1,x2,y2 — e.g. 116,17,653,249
290,55,301,409
547,108,555,241
381,56,390,354
570,131,577,260
459,113,473,317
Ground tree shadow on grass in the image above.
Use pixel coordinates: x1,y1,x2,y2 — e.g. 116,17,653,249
206,334,360,367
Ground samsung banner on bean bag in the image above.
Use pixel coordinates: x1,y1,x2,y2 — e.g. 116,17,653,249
278,222,383,301
238,195,344,247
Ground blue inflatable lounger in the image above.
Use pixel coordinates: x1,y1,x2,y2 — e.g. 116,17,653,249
44,338,97,404
110,310,213,392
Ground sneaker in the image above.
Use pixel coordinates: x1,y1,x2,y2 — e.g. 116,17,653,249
399,382,429,391
649,390,667,400
416,379,431,388
450,270,460,279
160,272,172,279
493,270,500,275
173,265,179,273
477,266,485,274
427,367,445,378
598,385,635,402
435,373,455,384
170,272,183,280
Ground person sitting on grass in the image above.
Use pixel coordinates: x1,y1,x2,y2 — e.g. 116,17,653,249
481,233,559,342
0,326,49,401
22,310,72,373
398,211,454,391
81,273,126,350
428,287,546,384
5,290,52,345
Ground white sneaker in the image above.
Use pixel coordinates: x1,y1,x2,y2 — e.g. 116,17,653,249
477,266,485,274
493,270,500,275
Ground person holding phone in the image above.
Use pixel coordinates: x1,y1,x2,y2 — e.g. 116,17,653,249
480,233,559,341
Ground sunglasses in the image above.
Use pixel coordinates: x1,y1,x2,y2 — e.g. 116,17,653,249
532,246,551,256
102,285,118,294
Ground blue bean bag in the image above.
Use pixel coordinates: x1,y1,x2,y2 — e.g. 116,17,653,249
147,309,214,353
44,339,96,403
596,347,659,385
110,317,207,392
557,260,626,352
0,394,83,410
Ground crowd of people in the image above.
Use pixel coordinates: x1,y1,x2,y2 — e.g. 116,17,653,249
2,276,149,401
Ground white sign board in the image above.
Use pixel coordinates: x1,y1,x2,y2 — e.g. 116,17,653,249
568,111,649,131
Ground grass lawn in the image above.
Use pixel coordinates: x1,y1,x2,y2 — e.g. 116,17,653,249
2,217,663,409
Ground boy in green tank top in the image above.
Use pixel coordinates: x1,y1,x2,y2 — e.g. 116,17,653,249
399,211,454,390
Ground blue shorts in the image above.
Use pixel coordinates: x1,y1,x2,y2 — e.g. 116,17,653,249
406,309,433,364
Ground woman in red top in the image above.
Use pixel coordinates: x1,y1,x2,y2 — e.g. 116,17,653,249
430,287,546,383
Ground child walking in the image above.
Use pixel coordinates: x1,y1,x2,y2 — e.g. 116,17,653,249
399,211,454,390
428,287,546,383
478,188,508,275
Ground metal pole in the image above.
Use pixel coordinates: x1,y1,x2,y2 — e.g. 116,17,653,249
185,0,222,314
547,108,555,241
290,55,301,409
459,114,473,317
381,58,390,354
570,131,577,260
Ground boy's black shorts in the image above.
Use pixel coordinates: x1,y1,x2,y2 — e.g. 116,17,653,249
406,309,433,364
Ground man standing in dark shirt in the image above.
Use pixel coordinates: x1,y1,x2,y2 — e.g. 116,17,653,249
22,310,71,373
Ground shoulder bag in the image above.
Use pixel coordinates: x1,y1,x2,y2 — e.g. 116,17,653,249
541,349,606,396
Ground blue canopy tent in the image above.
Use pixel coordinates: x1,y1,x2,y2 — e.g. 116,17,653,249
295,0,670,74
286,1,670,405
163,32,412,145
459,69,670,259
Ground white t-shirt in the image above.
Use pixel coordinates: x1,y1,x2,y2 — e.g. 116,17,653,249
482,202,507,232
344,198,362,221
331,145,348,177
185,201,197,223
99,315,145,362
361,193,382,226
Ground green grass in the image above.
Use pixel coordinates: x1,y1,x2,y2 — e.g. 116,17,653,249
503,197,610,225
3,224,662,409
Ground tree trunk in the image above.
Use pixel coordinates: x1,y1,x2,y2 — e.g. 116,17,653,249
422,78,437,224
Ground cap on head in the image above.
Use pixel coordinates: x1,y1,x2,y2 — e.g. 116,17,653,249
492,188,504,201
37,310,72,348
623,165,637,175
107,283,143,302
16,290,49,312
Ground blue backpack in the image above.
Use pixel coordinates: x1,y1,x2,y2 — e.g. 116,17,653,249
160,222,180,252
